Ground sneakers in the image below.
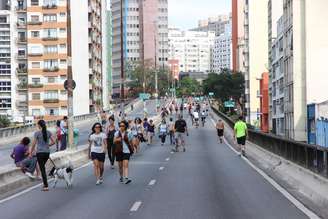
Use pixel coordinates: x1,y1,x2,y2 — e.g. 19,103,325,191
25,172,36,179
120,177,124,183
99,177,104,184
125,178,132,184
96,180,101,185
241,150,246,157
183,148,186,152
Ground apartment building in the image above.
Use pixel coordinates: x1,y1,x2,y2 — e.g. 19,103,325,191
0,0,107,121
191,14,230,37
111,0,168,96
168,28,215,73
270,16,285,136
105,1,112,107
212,21,232,73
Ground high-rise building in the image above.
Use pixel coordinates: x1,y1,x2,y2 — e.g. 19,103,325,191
111,0,168,96
105,1,112,109
212,21,232,73
191,14,230,37
0,0,107,121
243,0,269,124
168,28,215,74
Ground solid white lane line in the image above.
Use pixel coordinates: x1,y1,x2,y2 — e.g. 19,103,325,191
165,157,170,161
209,117,320,219
159,166,165,171
0,161,92,204
130,201,142,212
148,179,156,186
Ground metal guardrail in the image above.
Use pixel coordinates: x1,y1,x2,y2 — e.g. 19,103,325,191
211,106,328,178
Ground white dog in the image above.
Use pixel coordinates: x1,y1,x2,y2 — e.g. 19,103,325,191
49,162,74,189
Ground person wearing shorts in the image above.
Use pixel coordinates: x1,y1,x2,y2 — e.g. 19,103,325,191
88,123,107,185
114,121,134,184
174,115,188,152
234,116,248,156
216,119,224,143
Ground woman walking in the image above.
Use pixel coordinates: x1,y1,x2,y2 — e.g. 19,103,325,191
159,120,168,146
88,123,107,185
30,120,55,191
168,117,175,145
106,116,116,169
147,120,155,145
114,121,134,184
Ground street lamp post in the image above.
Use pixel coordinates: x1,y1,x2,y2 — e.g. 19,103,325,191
66,0,75,150
120,0,125,120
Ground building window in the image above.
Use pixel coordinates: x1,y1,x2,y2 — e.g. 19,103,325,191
31,0,39,6
31,78,41,85
32,109,41,116
43,14,57,22
44,0,57,6
31,62,40,69
47,77,57,83
44,45,57,54
31,31,40,38
31,15,40,22
43,28,57,38
44,59,58,69
59,12,66,17
32,93,41,100
60,59,66,65
59,28,66,34
59,44,66,49
30,46,42,54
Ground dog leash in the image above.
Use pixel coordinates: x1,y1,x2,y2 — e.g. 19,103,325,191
49,157,57,169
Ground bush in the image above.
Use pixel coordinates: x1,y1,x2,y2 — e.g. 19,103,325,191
0,116,10,128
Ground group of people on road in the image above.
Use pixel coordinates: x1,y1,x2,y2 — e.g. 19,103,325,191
55,116,68,151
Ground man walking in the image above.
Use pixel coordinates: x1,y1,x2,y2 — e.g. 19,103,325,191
216,119,224,143
60,116,68,150
234,116,248,156
174,115,188,152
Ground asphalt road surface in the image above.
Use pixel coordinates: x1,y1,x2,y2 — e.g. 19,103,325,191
0,108,308,219
0,99,162,167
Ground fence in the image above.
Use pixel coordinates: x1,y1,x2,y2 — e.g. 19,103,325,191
211,106,328,178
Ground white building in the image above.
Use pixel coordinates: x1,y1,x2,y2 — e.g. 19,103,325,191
212,21,232,73
168,28,215,73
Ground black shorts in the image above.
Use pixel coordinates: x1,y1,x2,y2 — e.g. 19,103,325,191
91,152,105,162
116,153,131,161
217,129,224,137
237,136,246,145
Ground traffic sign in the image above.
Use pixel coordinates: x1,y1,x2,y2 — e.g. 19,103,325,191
224,101,235,108
64,79,76,90
139,93,150,100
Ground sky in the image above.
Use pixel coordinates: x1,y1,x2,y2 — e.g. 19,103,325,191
168,0,231,30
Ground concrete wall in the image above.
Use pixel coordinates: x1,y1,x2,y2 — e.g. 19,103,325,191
71,0,90,116
305,0,328,104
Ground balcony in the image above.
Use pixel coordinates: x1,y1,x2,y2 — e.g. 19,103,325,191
42,4,58,9
43,67,59,72
16,38,27,44
28,83,44,88
28,21,42,25
15,6,27,12
16,100,28,107
17,83,28,90
43,99,59,104
16,53,27,60
16,22,26,28
28,53,43,57
42,37,58,41
16,68,28,75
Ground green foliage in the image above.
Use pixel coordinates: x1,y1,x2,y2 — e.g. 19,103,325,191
176,77,202,97
127,61,173,97
203,68,245,104
0,116,10,128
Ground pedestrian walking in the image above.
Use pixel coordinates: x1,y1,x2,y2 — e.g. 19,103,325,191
159,120,168,146
106,116,116,169
216,119,224,143
88,123,107,185
100,110,107,126
30,120,55,191
174,115,188,152
168,117,175,145
147,120,155,145
60,116,68,150
55,120,62,151
114,121,134,184
234,116,248,156
143,118,150,143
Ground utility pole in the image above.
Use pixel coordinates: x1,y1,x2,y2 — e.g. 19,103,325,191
154,21,159,111
66,0,75,150
120,0,125,120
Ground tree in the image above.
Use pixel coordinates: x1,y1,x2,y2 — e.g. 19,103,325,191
0,116,10,128
203,68,245,107
176,77,202,97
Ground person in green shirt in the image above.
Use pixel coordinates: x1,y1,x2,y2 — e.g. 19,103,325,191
234,116,248,156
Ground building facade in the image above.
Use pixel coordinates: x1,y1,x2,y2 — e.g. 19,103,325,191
168,28,214,74
190,14,230,37
111,0,168,97
0,0,107,121
212,21,232,73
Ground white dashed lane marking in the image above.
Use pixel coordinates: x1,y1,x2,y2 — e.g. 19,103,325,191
165,157,170,161
159,166,165,171
148,179,156,186
130,201,142,212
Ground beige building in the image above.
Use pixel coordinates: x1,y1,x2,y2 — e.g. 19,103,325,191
244,0,269,124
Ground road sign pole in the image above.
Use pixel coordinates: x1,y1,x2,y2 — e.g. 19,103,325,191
67,0,75,150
